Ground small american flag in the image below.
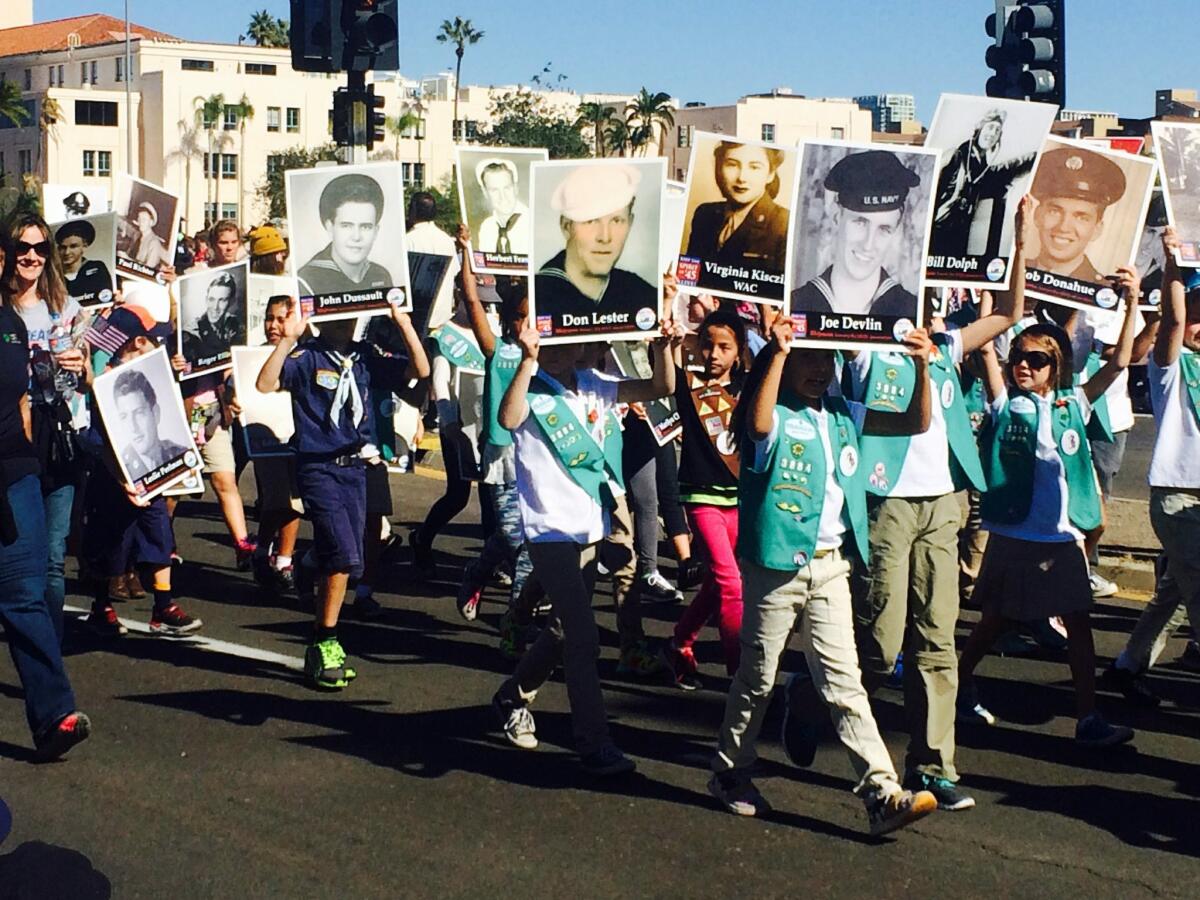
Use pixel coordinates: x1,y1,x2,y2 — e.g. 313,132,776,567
82,314,132,354
82,305,157,355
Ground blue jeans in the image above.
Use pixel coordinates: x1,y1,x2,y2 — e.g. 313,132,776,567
43,483,75,643
0,475,76,739
472,480,532,606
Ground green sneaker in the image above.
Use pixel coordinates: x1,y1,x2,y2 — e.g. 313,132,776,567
617,639,668,679
498,611,530,661
305,638,357,690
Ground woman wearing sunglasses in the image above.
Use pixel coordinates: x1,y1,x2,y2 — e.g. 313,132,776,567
956,266,1141,748
2,214,91,641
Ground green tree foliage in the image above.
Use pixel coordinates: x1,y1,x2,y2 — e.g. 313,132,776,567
403,179,461,235
0,81,29,128
476,89,589,160
247,10,290,47
255,144,340,222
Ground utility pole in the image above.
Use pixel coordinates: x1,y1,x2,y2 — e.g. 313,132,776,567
124,0,133,173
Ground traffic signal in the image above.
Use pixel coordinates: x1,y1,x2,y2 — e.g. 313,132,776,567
985,1,1065,108
332,88,353,145
290,1,399,74
367,84,387,151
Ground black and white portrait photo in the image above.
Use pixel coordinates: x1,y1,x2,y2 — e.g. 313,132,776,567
1152,121,1200,267
93,346,200,501
529,158,665,344
1024,136,1157,312
456,146,548,274
925,94,1057,288
286,163,412,321
51,212,116,308
43,183,108,223
1135,190,1170,310
175,261,248,379
786,141,939,349
677,133,796,305
246,274,294,347
113,174,180,283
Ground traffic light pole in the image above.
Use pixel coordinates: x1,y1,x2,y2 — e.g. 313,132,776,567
340,71,369,166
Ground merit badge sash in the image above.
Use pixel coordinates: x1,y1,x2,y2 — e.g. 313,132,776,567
689,372,739,478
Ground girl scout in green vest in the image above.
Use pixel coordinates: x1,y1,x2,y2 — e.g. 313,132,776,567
845,212,1026,814
956,264,1141,749
489,295,681,777
708,316,939,837
450,229,538,658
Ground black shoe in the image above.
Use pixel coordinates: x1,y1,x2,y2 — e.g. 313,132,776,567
353,593,385,621
677,557,708,591
580,744,636,776
34,712,91,761
409,529,436,579
781,671,821,767
1100,664,1160,708
903,771,976,811
1179,641,1200,673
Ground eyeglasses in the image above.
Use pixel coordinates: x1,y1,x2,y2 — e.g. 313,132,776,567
1011,349,1053,370
15,240,51,259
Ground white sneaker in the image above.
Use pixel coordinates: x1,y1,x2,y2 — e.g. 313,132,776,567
1090,572,1119,598
642,569,684,603
492,693,538,750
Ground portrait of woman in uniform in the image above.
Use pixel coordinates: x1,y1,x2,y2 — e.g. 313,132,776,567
677,134,797,306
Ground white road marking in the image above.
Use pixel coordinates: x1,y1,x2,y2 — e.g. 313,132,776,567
65,605,305,671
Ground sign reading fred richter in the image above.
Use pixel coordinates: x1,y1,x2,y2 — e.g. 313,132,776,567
1023,136,1157,312
286,163,412,322
529,158,665,344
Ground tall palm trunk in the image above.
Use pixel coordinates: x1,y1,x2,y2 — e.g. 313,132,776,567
453,49,463,140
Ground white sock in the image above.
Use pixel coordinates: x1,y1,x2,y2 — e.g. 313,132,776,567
274,554,292,570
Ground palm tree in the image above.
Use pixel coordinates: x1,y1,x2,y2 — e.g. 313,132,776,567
576,102,613,158
436,17,484,142
197,93,226,225
604,118,630,158
166,118,205,230
385,111,421,159
233,93,255,225
624,88,675,157
0,81,29,128
247,10,289,47
36,95,63,181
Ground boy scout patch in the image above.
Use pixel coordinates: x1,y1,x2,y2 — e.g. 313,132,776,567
315,369,340,390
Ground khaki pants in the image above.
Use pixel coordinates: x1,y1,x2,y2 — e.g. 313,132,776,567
604,495,643,652
855,494,961,782
713,552,900,799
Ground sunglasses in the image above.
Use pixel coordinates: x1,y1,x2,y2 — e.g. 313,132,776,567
15,240,51,259
1011,349,1053,370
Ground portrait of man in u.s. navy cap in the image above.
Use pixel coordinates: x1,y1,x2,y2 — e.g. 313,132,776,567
529,158,665,343
1029,145,1128,281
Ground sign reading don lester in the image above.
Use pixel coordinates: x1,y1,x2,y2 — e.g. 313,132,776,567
286,162,412,322
528,158,666,345
93,346,200,502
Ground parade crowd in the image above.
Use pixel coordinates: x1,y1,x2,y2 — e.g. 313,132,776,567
1,177,1198,840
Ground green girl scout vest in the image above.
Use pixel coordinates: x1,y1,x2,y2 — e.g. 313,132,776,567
482,339,523,449
526,374,623,509
857,336,986,496
981,387,1101,532
1080,349,1115,443
737,393,869,572
431,322,487,373
1180,350,1200,425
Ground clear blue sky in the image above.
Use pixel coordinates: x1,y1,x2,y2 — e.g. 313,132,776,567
39,1,1193,120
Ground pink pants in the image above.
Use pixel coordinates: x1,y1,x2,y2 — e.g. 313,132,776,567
675,503,743,674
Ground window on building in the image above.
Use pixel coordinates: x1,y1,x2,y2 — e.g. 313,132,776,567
221,154,237,179
761,123,776,143
678,125,691,148
266,106,281,132
81,62,88,84
57,65,64,86
48,66,55,87
266,154,282,176
245,63,276,76
223,105,238,130
181,59,214,72
0,152,5,177
204,202,238,222
23,69,31,91
89,61,98,85
116,57,124,82
286,107,300,133
830,126,845,139
452,120,462,141
400,163,426,188
18,149,31,174
82,150,95,176
75,100,119,127
97,151,112,177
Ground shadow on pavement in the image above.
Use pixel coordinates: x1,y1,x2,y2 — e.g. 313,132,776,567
0,841,112,899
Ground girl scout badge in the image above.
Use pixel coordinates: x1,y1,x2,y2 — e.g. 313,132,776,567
689,372,740,477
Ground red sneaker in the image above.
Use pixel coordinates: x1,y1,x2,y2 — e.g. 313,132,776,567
662,640,701,691
150,603,203,636
85,604,127,638
34,711,92,761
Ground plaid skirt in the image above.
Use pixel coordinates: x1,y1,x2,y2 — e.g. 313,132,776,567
974,533,1092,620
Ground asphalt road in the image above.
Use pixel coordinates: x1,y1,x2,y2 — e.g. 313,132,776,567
1,470,1197,899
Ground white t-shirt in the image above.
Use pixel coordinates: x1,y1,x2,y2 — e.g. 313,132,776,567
1147,354,1200,489
1072,307,1142,434
513,367,623,544
848,330,962,497
984,387,1093,543
749,399,868,551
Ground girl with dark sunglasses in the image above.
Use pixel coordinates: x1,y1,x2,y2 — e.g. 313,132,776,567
956,265,1141,748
